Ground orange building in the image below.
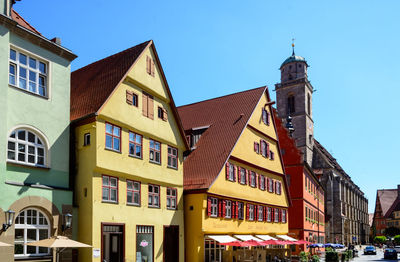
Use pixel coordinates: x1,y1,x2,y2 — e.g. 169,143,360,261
274,114,325,253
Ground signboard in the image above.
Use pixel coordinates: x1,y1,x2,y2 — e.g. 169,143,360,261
93,248,100,258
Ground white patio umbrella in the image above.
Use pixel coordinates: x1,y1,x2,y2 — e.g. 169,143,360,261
27,235,91,262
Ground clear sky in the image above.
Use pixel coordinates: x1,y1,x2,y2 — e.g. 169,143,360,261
14,0,400,213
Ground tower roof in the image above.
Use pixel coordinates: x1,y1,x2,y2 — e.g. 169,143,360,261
280,54,308,69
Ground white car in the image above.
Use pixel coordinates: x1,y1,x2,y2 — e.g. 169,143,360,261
394,246,400,253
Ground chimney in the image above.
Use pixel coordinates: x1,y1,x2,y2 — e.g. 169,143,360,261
50,37,62,45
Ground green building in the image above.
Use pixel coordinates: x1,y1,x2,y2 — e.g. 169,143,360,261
0,1,76,261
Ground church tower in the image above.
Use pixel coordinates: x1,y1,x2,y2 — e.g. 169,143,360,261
275,44,314,166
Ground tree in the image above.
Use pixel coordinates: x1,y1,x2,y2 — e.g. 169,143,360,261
374,236,387,244
384,227,400,237
394,235,400,245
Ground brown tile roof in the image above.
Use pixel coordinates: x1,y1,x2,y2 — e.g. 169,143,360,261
177,87,267,190
70,41,151,121
376,189,399,218
11,9,41,36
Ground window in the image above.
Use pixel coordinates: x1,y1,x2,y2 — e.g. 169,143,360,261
136,226,154,262
307,93,311,115
248,204,254,221
260,140,269,158
149,139,161,164
226,162,236,182
127,180,140,206
262,108,270,125
259,175,265,190
287,95,295,115
282,209,287,223
84,133,90,146
275,181,282,195
237,202,244,220
146,55,155,76
249,171,256,187
267,207,272,222
7,128,46,167
239,167,246,184
157,107,168,121
9,48,48,97
205,238,225,262
270,151,275,160
166,188,177,210
208,197,218,217
258,206,263,221
274,208,279,222
102,175,118,203
167,146,178,168
126,90,138,107
14,209,50,257
148,184,160,208
225,200,232,218
129,132,142,158
268,178,274,193
105,123,121,152
142,92,154,119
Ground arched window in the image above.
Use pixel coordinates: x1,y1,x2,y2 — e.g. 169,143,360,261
287,95,295,115
7,128,46,167
14,209,50,257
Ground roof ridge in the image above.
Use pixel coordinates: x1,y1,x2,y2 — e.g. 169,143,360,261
178,86,266,108
11,9,42,36
73,40,151,74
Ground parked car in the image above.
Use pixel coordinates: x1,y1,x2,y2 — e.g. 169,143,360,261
384,248,397,259
394,246,400,253
364,246,377,255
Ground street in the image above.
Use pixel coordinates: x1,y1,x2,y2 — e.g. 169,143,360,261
352,248,399,262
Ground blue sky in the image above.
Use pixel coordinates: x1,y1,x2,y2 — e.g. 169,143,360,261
15,0,400,213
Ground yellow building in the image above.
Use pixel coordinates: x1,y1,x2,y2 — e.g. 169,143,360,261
70,40,188,262
177,87,292,262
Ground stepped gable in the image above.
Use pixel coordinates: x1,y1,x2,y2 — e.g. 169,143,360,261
177,87,266,190
70,41,150,121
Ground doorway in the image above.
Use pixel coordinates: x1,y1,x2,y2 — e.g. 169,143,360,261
163,225,179,262
102,224,124,262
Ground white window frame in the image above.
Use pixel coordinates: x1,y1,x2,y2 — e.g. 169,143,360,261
167,146,178,169
7,128,47,167
258,206,263,221
225,200,232,218
238,202,244,220
102,175,118,203
210,197,218,217
274,208,279,222
250,171,256,187
9,47,49,98
14,208,50,258
148,184,160,208
166,187,177,210
248,204,254,221
267,207,272,222
127,180,140,206
204,238,225,262
260,175,265,190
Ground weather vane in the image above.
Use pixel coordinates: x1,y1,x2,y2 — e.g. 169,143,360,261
292,38,295,56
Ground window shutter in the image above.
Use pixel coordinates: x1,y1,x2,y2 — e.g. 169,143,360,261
254,205,258,221
126,90,133,105
162,109,168,121
266,142,270,158
245,169,248,184
207,197,211,216
264,176,267,191
260,140,265,157
218,200,222,217
235,201,239,218
272,180,275,193
148,95,154,119
266,110,270,125
255,173,258,188
258,174,261,189
151,59,155,77
263,206,267,221
246,204,249,220
237,167,241,183
247,170,251,186
226,162,230,180
222,200,226,218
233,165,237,182
254,142,258,153
146,56,150,74
267,178,270,191
142,93,148,117
279,209,282,222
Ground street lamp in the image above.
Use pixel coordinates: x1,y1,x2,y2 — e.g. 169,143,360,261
2,210,15,231
62,213,72,232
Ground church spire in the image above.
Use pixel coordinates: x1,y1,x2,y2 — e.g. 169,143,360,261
292,38,295,56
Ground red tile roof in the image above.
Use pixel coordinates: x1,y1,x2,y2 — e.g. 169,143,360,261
376,188,399,218
70,41,151,121
11,9,42,36
177,87,267,190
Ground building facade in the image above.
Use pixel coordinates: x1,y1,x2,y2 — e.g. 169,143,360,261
372,185,400,237
274,114,325,253
0,1,76,261
70,40,188,262
178,87,291,262
275,48,369,245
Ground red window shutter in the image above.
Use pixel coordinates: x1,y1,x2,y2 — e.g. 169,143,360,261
271,208,274,222
246,204,249,220
235,201,239,218
279,209,282,222
207,197,212,216
222,200,226,217
245,169,248,184
237,167,241,183
255,173,258,188
254,142,258,153
263,206,267,221
258,174,261,189
218,200,222,217
264,176,267,191
233,165,237,182
254,205,258,221
226,162,230,180
266,142,270,158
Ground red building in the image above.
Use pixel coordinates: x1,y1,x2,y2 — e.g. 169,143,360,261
274,113,325,253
